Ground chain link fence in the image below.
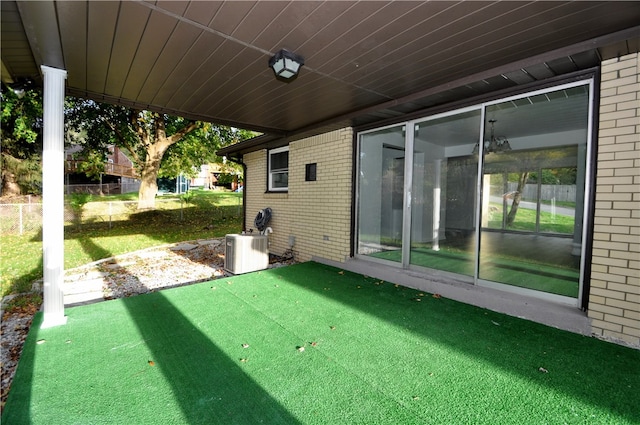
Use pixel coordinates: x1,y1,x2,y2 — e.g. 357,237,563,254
65,182,141,195
0,202,44,235
0,196,243,235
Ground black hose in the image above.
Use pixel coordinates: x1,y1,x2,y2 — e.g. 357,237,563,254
254,207,272,232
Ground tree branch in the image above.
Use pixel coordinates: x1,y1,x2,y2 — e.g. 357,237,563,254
130,110,148,148
102,117,142,164
154,113,166,142
168,120,200,145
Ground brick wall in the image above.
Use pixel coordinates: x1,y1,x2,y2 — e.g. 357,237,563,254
589,52,640,348
244,128,353,263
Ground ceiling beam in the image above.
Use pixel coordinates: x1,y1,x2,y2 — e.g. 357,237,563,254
16,1,64,70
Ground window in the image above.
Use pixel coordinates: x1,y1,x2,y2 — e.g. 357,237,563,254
305,163,317,181
268,146,289,191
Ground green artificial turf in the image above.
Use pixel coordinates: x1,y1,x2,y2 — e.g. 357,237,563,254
3,262,638,424
372,247,579,297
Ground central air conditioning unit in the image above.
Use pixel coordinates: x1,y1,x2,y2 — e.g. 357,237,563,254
224,234,269,274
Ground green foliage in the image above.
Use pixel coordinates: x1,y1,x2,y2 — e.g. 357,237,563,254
72,150,106,180
1,84,43,148
528,168,577,184
66,99,257,179
65,99,256,209
1,84,44,195
69,193,93,211
180,190,196,204
69,193,93,225
160,127,256,178
216,173,235,185
0,153,42,195
65,99,137,164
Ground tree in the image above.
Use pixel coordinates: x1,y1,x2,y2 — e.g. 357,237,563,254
506,171,530,227
0,83,44,196
66,99,254,210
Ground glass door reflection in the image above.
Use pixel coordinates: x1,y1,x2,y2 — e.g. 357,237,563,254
478,85,589,299
410,110,481,276
357,125,406,262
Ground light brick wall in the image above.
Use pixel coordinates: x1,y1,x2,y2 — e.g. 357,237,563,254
589,52,640,348
243,128,353,263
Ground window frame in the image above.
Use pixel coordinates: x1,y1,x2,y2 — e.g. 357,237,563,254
268,145,289,192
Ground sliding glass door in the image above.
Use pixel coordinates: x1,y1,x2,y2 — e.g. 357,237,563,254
478,85,590,299
356,79,593,304
409,109,481,276
357,124,406,263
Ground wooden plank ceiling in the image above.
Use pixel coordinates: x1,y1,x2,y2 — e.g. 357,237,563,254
2,1,639,147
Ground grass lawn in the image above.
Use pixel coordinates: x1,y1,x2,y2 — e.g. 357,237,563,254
488,203,575,234
3,262,639,424
1,191,243,297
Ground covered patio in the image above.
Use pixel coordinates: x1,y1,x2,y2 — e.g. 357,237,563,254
2,0,639,327
1,2,639,420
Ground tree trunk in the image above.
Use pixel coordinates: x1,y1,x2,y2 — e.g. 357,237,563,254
137,172,159,210
137,142,170,210
1,169,22,197
506,171,529,226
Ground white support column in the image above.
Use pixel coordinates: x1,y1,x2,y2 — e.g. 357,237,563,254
41,65,68,329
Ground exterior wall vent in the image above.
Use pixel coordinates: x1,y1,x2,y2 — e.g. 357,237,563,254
224,234,269,274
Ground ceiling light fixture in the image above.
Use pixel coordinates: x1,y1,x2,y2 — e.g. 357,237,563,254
269,49,304,81
472,119,512,155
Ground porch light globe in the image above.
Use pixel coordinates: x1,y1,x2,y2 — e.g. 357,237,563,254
269,49,304,81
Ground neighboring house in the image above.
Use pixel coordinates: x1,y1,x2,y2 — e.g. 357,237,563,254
220,54,640,348
65,145,140,194
188,163,241,191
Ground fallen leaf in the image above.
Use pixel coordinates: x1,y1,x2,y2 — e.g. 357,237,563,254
148,360,155,366
310,341,318,347
432,293,442,299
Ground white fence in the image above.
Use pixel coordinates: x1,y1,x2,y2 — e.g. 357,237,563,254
507,183,576,202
